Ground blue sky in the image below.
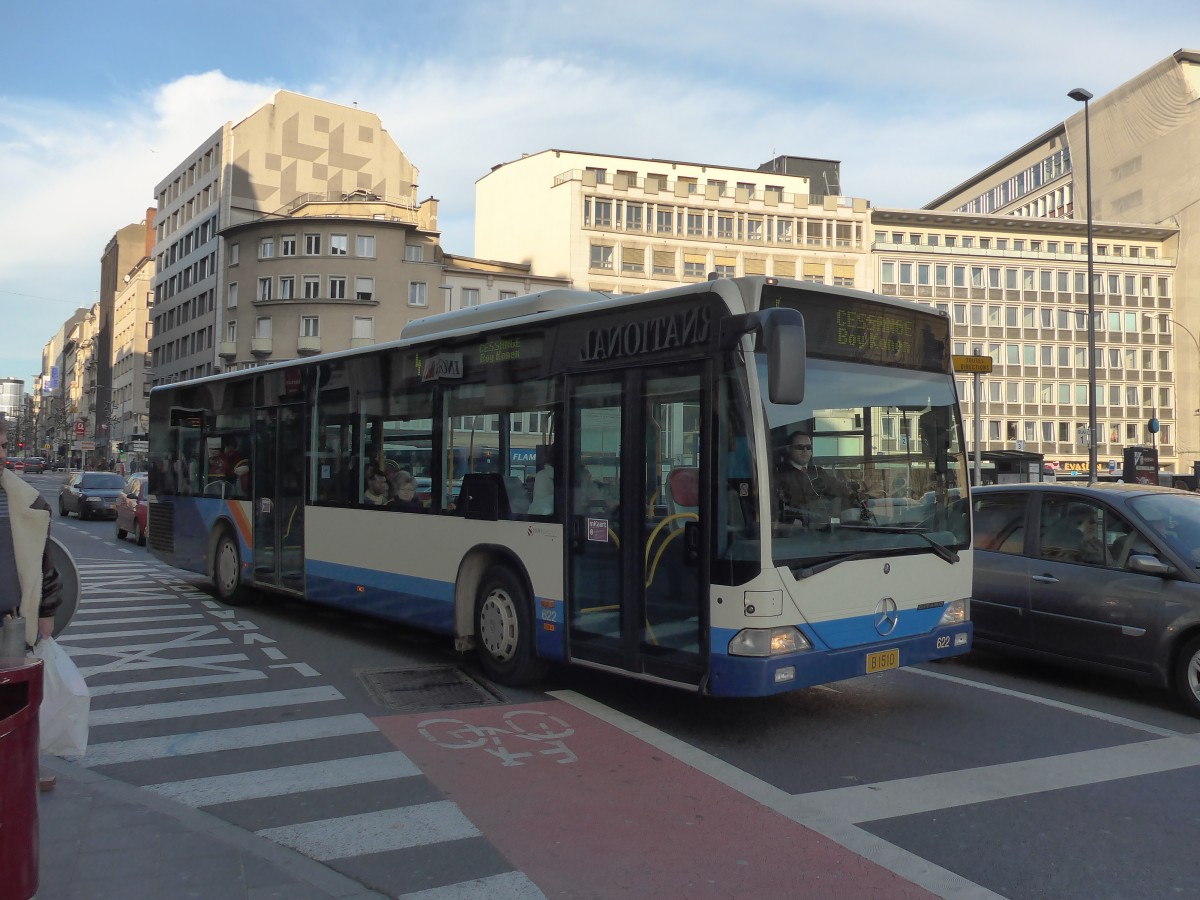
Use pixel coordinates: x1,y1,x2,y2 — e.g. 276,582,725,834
2,0,1196,389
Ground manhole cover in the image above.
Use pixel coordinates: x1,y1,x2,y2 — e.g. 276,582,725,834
357,665,505,712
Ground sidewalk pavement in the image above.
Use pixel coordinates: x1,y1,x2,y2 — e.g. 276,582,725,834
35,755,390,900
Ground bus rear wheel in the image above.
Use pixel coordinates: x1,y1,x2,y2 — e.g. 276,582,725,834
474,565,547,686
212,530,255,606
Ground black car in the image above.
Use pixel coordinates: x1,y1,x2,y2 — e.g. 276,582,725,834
22,457,45,474
59,472,128,520
972,481,1200,716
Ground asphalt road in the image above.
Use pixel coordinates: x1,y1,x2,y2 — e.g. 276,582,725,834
33,470,1200,899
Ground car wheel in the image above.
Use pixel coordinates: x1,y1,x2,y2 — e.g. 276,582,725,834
212,530,255,606
474,565,547,686
1173,635,1200,717
59,501,67,517
116,521,127,541
135,521,146,547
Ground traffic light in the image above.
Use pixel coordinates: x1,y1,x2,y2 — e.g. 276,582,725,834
117,442,125,453
17,442,23,450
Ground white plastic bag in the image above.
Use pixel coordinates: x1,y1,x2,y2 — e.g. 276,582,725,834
33,637,90,759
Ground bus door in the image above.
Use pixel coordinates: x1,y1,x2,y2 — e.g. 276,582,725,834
566,366,707,686
252,404,306,594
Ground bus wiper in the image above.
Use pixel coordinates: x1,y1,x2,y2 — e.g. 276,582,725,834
835,523,960,564
796,551,878,579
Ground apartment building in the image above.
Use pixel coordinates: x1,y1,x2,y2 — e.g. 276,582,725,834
926,48,1200,474
475,150,871,293
149,91,425,384
219,196,568,363
112,254,155,447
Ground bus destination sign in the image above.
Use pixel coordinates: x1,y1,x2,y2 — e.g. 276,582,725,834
762,285,949,372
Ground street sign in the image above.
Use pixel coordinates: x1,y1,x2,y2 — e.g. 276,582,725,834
952,354,993,373
73,421,85,435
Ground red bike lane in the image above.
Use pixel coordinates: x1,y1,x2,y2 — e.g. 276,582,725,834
374,698,936,899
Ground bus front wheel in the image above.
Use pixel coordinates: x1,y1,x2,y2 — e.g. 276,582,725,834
212,530,255,606
474,566,547,686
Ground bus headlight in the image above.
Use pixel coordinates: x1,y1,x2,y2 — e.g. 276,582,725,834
938,599,969,626
728,626,812,657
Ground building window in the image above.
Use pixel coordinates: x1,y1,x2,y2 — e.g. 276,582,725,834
281,235,296,256
625,205,643,231
257,277,271,302
652,250,675,275
355,234,376,257
409,282,428,307
301,316,319,337
304,233,321,255
279,276,294,300
352,316,374,340
226,320,236,342
259,238,274,259
255,316,272,339
683,260,705,278
405,244,423,262
622,247,645,273
656,208,674,234
227,282,238,309
462,288,480,308
590,245,613,270
355,277,374,302
594,200,613,227
228,243,239,265
303,276,320,299
499,290,516,300
329,276,346,300
330,234,348,256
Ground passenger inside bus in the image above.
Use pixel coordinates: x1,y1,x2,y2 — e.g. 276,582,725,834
363,466,393,506
391,470,427,512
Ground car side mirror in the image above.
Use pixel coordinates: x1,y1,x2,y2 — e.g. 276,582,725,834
1127,554,1174,577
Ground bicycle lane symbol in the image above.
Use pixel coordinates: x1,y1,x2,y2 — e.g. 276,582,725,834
417,709,577,767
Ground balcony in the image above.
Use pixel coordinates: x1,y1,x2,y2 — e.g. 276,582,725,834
250,338,273,357
297,336,321,355
349,337,374,349
218,342,237,359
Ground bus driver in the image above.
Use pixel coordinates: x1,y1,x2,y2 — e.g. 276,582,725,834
776,431,852,522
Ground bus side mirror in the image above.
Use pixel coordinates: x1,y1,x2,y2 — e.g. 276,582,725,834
720,307,806,405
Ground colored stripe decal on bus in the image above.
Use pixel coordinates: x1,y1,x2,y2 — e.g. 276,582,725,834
225,499,253,548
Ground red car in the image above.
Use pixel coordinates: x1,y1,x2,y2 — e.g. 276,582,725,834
115,475,148,546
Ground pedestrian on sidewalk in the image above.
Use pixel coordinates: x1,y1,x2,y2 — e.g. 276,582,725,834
0,416,64,791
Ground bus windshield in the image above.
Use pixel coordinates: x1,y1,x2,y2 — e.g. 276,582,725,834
758,355,969,569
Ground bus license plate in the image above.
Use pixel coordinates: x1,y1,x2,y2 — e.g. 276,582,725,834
866,649,900,673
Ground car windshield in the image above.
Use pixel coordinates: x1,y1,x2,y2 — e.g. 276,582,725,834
1128,493,1200,566
81,473,126,490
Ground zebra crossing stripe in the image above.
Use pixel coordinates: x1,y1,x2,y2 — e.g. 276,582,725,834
88,670,267,697
146,751,420,806
82,713,379,767
257,801,480,860
68,613,205,626
398,871,547,900
90,685,344,725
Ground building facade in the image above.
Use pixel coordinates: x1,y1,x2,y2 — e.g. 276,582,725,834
149,91,425,384
925,48,1200,475
870,209,1178,475
475,150,871,294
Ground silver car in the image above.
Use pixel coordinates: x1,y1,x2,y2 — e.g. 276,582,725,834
972,481,1200,716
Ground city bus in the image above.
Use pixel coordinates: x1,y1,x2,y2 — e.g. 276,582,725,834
146,276,972,696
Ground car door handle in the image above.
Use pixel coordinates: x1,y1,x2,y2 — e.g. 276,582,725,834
1032,574,1059,584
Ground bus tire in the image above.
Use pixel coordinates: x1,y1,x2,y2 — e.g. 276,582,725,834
212,529,255,606
474,565,547,686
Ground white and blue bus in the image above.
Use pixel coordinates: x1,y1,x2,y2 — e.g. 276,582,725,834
147,276,972,696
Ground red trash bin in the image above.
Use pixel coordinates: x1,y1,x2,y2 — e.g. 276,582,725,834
0,656,43,900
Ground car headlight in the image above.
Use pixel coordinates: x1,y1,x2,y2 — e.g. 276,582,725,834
728,626,812,657
938,598,969,626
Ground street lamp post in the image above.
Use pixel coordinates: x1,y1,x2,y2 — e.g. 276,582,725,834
1069,87,1097,484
